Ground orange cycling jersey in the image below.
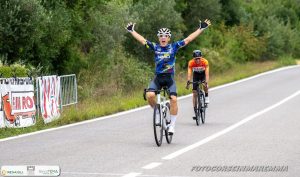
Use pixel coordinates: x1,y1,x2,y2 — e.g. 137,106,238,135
188,58,209,73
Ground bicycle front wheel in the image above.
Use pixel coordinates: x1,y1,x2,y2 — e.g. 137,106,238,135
200,93,206,124
196,92,201,126
153,104,163,146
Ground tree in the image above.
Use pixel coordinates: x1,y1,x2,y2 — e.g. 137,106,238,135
0,0,47,64
220,0,246,26
182,0,222,34
124,0,185,64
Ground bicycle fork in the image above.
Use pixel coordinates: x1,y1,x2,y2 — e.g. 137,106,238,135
156,94,168,130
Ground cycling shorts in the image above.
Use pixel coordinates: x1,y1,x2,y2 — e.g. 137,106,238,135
148,73,177,97
193,72,206,91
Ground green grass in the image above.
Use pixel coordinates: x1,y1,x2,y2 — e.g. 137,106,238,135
0,59,296,139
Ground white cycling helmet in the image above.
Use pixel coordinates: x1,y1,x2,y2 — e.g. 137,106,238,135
157,28,171,37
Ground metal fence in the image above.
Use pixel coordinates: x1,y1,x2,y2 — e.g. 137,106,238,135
59,74,78,109
35,74,77,117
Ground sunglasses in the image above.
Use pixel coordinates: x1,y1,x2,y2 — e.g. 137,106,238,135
158,35,170,38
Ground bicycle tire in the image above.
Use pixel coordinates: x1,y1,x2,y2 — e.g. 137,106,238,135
164,103,172,144
195,91,201,126
200,92,206,124
153,104,163,146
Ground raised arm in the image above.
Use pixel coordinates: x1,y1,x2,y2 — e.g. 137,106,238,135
184,19,211,45
126,22,146,45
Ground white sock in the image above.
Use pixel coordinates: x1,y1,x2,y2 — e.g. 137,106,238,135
170,115,176,127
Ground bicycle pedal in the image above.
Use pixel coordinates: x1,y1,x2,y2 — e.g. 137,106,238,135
193,116,197,120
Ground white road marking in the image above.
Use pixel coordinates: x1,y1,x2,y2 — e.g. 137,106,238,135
122,172,142,177
142,162,162,169
178,65,299,100
1,65,299,142
162,89,300,160
63,171,191,177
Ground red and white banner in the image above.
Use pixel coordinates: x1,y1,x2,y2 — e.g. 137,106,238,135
37,76,61,123
0,78,36,128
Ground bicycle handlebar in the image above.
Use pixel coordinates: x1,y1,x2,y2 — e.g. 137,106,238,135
143,87,170,101
187,80,207,85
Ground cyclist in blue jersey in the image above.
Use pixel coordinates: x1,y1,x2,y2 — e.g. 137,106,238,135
126,19,211,134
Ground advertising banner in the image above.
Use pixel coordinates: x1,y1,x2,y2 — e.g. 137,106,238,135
0,78,36,128
37,76,61,123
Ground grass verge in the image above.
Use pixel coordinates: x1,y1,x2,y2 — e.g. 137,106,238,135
0,59,296,139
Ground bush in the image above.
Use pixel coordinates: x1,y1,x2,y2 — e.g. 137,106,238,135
77,46,153,100
114,53,153,91
219,24,265,62
11,63,28,77
277,55,296,66
202,48,234,73
0,66,12,78
0,62,30,78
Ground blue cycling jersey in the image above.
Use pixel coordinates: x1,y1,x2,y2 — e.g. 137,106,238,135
145,40,185,74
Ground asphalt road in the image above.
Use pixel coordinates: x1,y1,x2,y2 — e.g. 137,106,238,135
1,65,300,177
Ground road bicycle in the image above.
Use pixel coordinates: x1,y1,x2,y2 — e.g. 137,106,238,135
144,87,172,146
187,81,207,126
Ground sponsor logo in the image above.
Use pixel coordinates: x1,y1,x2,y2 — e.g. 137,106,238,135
27,166,35,176
38,169,59,176
1,169,7,176
193,67,205,72
1,165,60,176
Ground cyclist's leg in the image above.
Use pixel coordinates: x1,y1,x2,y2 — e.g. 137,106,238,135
168,75,177,115
204,83,209,96
147,76,158,108
199,73,209,103
169,95,178,115
199,72,208,96
168,76,177,132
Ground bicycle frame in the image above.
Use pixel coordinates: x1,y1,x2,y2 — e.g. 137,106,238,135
188,80,207,125
190,81,206,98
156,89,169,130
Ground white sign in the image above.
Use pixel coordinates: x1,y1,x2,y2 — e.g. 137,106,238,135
1,165,60,176
0,78,36,128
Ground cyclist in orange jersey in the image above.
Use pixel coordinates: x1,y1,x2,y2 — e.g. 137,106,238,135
186,50,209,119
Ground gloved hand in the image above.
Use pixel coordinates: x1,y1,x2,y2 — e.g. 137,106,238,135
203,81,208,88
186,80,191,89
199,19,211,30
126,22,135,32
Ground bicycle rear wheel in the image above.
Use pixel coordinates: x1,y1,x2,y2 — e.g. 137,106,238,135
164,103,172,144
153,104,163,146
200,93,206,124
